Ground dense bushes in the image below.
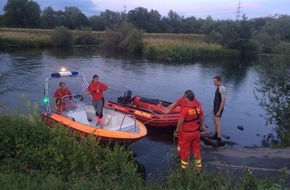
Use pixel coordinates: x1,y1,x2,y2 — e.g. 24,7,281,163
74,27,100,45
255,56,290,146
50,26,73,47
102,22,144,54
0,115,143,189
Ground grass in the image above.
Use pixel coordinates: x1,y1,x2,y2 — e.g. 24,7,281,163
143,33,240,61
0,28,104,49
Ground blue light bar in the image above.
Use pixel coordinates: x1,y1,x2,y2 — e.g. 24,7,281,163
50,71,79,78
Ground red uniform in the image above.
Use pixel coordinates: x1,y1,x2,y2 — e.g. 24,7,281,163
176,97,201,109
54,88,72,112
177,98,203,171
176,97,201,155
88,81,108,101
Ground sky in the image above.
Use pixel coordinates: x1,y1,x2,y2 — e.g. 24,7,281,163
0,0,289,20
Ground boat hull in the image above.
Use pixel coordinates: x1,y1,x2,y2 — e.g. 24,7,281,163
41,111,147,144
105,101,179,128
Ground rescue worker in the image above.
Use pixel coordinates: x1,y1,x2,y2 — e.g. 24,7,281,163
84,74,108,127
212,75,226,147
175,90,206,171
165,90,203,157
53,82,72,112
165,90,197,113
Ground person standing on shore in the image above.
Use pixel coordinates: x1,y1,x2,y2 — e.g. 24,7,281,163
175,90,206,171
84,74,108,127
212,75,226,147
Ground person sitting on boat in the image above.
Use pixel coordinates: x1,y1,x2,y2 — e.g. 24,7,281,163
53,82,73,112
175,90,206,171
83,74,108,127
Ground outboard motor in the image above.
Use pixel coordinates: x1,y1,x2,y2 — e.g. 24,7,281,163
117,90,132,104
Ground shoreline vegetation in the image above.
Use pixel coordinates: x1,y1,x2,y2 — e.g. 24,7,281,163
0,113,288,189
1,26,289,61
0,27,240,61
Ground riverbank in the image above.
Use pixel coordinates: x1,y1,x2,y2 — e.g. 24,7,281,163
0,28,239,60
143,33,240,61
202,146,290,187
0,113,288,189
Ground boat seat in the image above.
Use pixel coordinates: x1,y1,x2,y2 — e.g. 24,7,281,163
67,110,91,126
138,97,160,105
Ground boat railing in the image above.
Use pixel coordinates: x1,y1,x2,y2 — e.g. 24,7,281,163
120,114,137,132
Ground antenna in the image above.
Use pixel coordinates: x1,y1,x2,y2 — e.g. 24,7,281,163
124,2,127,14
236,1,241,21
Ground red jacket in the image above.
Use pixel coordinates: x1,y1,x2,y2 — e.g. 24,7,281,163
54,88,72,101
176,97,201,110
179,99,204,131
88,81,108,100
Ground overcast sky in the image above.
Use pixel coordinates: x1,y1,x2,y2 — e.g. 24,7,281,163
0,0,289,20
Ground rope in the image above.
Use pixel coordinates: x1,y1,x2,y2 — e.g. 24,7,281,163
142,118,158,125
204,111,213,118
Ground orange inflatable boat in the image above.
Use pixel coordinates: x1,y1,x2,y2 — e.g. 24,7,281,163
105,91,180,128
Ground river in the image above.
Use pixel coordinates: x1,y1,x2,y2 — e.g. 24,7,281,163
0,48,274,181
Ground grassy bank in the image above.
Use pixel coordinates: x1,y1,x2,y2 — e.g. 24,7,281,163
0,28,239,60
0,112,287,189
143,33,240,61
0,28,104,49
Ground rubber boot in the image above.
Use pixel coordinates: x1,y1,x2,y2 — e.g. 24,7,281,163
99,117,104,129
96,116,100,126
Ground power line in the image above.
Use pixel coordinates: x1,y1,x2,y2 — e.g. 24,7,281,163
236,0,241,21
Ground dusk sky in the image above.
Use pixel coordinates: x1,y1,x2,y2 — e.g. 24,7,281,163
0,0,289,20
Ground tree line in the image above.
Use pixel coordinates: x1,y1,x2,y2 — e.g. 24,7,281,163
0,0,290,57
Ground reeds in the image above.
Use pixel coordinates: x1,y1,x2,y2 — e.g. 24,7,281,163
144,33,240,61
0,28,104,49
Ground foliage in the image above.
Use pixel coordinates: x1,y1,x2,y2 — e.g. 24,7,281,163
40,6,62,29
63,6,90,30
0,114,143,189
74,27,100,45
255,56,290,146
102,22,144,54
3,0,41,28
240,167,285,190
273,42,290,55
144,33,239,61
89,15,106,31
50,26,73,47
0,28,52,49
100,9,123,29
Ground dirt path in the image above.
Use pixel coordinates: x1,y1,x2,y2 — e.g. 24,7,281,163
202,146,290,187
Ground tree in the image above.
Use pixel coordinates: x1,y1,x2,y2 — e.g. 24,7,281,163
127,7,151,32
63,7,89,30
181,16,202,34
102,22,143,54
89,16,105,31
148,9,161,33
255,56,290,146
3,0,41,28
41,6,58,29
0,15,3,26
100,9,121,29
167,10,182,33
